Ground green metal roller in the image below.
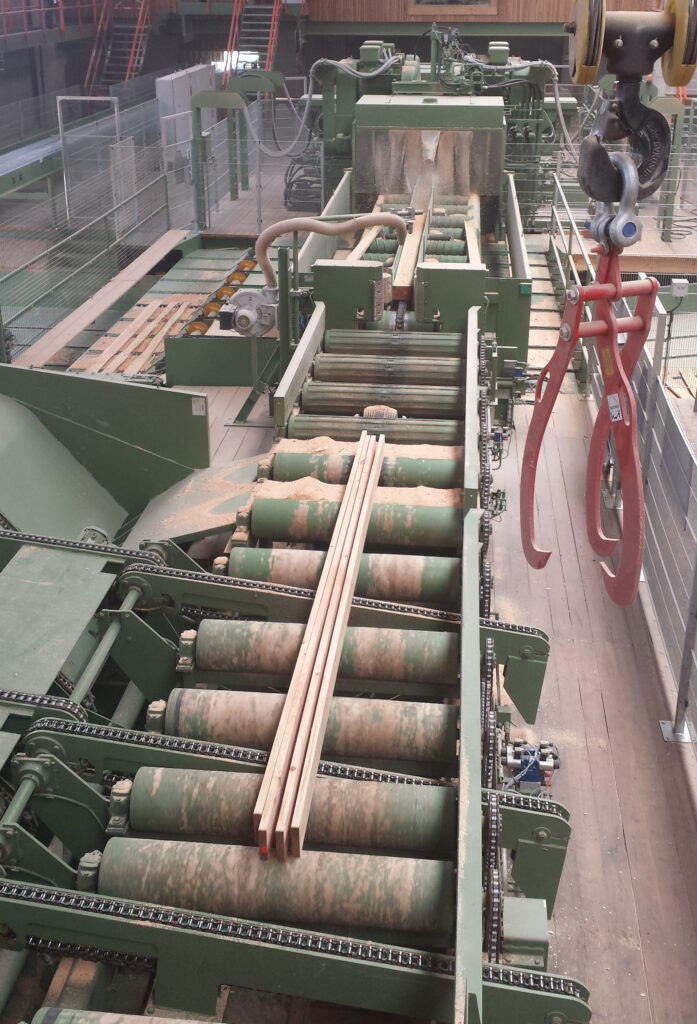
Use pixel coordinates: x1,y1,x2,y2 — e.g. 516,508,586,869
366,238,399,253
301,382,464,417
250,481,463,548
424,255,469,263
430,215,467,228
193,620,460,683
162,688,458,762
272,451,463,488
424,240,466,256
227,547,462,605
99,838,455,938
128,767,456,856
323,330,465,358
313,354,462,387
287,414,463,444
359,252,392,263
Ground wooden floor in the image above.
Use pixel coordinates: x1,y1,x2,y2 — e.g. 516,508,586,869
494,392,697,1024
208,155,316,236
175,384,275,465
570,221,697,275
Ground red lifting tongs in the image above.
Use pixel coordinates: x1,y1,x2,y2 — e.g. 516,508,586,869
520,153,658,606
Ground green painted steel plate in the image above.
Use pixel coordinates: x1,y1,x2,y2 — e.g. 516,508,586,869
354,94,505,130
0,547,111,696
126,457,261,545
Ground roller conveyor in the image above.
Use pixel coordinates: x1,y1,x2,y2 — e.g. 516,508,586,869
0,35,591,1024
150,688,458,763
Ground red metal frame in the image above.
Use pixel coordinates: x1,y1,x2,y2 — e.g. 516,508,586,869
83,0,113,90
265,0,283,71
221,0,245,85
520,245,658,606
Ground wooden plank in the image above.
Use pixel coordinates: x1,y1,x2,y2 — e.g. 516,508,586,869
70,301,161,373
347,195,385,260
272,434,382,857
273,303,326,429
253,433,374,855
285,435,386,858
126,301,191,374
463,193,480,264
102,310,168,374
15,229,189,368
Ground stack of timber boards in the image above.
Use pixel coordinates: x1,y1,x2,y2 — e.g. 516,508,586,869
254,432,386,859
69,295,206,376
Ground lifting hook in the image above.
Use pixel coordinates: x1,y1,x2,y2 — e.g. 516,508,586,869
520,154,658,606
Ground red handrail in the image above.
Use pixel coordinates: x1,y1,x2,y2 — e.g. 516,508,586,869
265,0,282,71
221,0,245,85
83,0,113,89
125,0,151,80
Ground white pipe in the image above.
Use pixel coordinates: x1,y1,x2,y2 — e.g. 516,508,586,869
255,214,408,289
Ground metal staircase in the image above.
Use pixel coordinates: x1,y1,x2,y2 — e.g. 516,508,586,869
238,3,274,68
221,0,282,82
84,0,154,93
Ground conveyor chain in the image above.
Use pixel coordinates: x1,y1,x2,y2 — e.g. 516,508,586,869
24,718,446,787
26,936,154,970
480,637,495,729
0,688,87,723
485,866,502,962
0,883,587,998
121,563,462,624
0,529,166,566
482,788,569,821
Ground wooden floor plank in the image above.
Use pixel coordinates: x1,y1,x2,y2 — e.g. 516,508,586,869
497,388,697,1024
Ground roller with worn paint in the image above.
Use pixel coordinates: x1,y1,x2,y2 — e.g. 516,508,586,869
301,382,464,418
193,620,459,682
313,354,462,387
250,480,462,548
227,547,461,604
323,330,465,358
161,688,458,762
127,767,456,855
272,450,462,488
98,838,454,937
286,413,463,444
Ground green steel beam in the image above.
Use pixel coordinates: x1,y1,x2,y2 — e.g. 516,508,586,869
0,154,61,200
456,509,483,1023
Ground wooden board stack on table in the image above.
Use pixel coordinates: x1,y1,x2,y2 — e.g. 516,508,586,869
69,294,207,376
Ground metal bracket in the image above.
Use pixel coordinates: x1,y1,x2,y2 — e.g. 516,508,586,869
659,718,697,743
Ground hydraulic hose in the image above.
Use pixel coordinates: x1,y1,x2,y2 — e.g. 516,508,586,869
255,214,408,289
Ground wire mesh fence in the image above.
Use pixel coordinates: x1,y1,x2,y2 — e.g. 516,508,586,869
0,85,82,152
633,341,697,736
0,163,168,359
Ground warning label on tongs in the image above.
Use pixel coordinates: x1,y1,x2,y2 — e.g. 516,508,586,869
607,393,622,422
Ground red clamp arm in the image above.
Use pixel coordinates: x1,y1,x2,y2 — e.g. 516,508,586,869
583,249,658,604
520,293,584,569
519,244,658,606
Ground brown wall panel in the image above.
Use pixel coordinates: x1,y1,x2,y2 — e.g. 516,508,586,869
306,0,645,24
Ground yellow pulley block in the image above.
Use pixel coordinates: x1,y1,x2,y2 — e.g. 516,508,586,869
569,0,606,85
662,0,697,88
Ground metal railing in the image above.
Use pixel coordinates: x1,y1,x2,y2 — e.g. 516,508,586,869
549,176,697,746
0,160,167,359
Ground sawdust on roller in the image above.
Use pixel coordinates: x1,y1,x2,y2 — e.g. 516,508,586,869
273,437,464,461
258,478,462,508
